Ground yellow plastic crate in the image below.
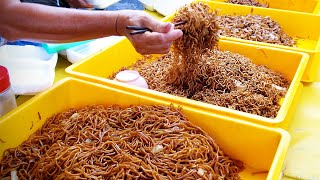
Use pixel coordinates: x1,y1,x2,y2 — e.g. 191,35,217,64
66,39,308,128
211,0,320,14
171,0,319,82
0,78,290,180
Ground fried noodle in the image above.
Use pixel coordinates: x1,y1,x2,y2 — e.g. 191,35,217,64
0,105,244,179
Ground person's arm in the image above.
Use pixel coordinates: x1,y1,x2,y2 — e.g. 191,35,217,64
0,0,121,43
0,0,182,54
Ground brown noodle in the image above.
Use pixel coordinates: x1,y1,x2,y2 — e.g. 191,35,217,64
0,105,244,179
110,49,290,118
226,0,268,7
169,2,219,94
216,14,295,46
109,2,290,118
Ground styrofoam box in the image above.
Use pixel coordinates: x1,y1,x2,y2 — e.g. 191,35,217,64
66,36,123,64
139,0,193,16
0,45,58,95
154,0,193,16
85,0,120,9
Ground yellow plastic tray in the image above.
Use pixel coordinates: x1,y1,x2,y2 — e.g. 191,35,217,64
0,78,290,180
66,39,308,127
211,0,320,14
173,0,319,82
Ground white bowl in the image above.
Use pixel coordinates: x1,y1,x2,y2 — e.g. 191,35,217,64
114,70,149,89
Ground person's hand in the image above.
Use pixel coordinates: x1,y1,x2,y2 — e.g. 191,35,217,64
65,0,93,8
116,11,183,55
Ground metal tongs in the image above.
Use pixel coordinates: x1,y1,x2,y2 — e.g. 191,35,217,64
126,20,187,35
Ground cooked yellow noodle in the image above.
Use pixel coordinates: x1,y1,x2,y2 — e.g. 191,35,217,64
0,105,243,179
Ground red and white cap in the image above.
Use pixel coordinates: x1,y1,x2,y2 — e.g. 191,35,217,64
0,66,10,93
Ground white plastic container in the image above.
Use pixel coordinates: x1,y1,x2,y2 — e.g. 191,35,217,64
114,70,149,89
139,0,193,16
139,0,156,11
0,45,58,95
0,66,17,117
154,0,193,16
85,0,120,9
66,36,123,64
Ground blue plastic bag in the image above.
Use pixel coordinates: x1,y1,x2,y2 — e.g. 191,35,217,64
6,40,42,47
0,36,42,47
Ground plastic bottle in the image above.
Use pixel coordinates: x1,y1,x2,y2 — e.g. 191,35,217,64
0,66,17,117
114,70,149,89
